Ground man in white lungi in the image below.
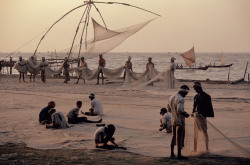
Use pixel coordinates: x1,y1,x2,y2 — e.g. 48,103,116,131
168,85,190,159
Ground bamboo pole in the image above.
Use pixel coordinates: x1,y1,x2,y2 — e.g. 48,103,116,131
243,61,248,80
228,67,231,82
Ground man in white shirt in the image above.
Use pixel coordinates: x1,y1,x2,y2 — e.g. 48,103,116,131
168,85,190,159
85,93,103,116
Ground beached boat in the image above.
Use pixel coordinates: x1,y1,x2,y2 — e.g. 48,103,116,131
207,63,233,68
176,65,209,70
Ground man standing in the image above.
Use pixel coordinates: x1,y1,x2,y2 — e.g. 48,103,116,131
169,57,177,88
76,57,88,84
63,57,70,83
123,56,133,80
168,85,190,159
39,57,49,83
97,54,106,84
192,81,214,152
14,56,27,82
85,93,103,116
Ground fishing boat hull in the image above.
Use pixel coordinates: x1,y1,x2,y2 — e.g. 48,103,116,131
208,63,233,68
176,66,209,70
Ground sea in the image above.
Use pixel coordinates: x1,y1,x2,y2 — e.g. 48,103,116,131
1,52,250,81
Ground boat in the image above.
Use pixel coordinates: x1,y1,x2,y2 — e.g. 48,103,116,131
207,63,233,68
177,65,209,70
177,46,208,70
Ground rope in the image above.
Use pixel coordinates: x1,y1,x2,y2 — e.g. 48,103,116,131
206,119,250,156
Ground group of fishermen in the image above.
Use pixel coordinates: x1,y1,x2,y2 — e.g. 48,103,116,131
14,54,177,87
38,81,214,158
158,82,214,159
39,93,118,148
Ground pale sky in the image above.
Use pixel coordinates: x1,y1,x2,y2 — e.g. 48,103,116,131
0,0,250,53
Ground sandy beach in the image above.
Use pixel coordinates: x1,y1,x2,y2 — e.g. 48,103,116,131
0,74,250,164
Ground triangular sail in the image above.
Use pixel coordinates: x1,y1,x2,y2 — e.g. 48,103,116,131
180,47,195,67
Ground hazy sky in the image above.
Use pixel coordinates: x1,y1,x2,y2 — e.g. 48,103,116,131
0,0,250,53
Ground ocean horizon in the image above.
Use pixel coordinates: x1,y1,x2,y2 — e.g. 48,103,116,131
1,52,249,81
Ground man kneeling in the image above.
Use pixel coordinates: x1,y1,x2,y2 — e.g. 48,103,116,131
94,124,117,149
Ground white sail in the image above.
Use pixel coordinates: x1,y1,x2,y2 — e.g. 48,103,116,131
179,46,195,67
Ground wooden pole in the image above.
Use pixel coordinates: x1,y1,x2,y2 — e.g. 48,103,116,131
55,50,58,69
243,61,248,80
228,67,231,82
10,56,12,74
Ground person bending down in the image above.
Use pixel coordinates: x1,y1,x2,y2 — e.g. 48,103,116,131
67,101,102,124
46,109,69,129
159,108,172,133
94,124,117,149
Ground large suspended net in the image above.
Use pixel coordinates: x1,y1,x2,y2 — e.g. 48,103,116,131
66,18,154,59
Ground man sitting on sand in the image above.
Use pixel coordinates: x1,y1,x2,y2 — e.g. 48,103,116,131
159,108,172,133
85,93,103,116
94,124,117,148
39,101,56,124
67,101,102,124
46,109,69,129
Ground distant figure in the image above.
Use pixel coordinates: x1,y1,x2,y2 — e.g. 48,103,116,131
192,82,214,152
39,57,49,83
76,57,88,84
46,109,69,129
123,56,133,80
67,101,102,124
39,101,56,124
63,57,70,83
97,54,106,84
168,85,190,159
163,57,177,89
27,56,38,82
85,93,103,116
10,56,13,74
170,57,177,88
0,60,2,74
146,57,155,75
94,124,118,148
146,57,155,85
14,56,27,82
159,108,172,133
